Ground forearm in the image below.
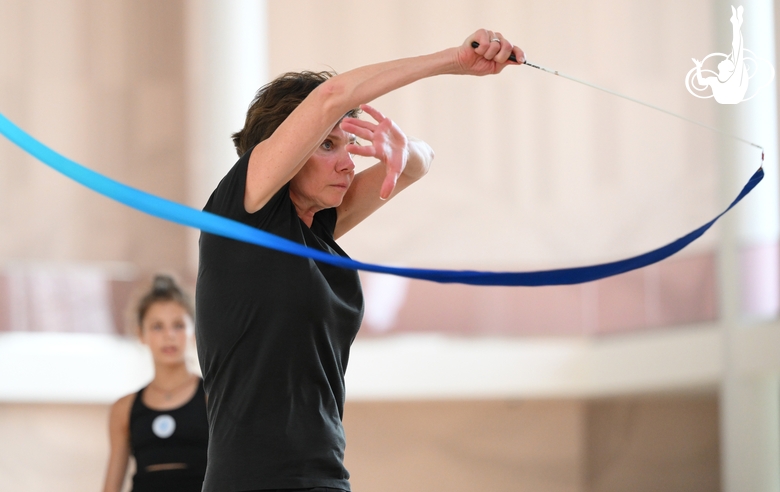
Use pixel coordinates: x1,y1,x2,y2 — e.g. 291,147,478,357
248,48,456,203
319,49,460,121
102,452,129,492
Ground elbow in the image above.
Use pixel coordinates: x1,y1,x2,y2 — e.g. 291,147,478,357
422,150,434,179
423,145,435,168
417,147,434,179
405,138,434,181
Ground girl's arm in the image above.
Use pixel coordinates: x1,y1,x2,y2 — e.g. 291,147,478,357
102,394,134,492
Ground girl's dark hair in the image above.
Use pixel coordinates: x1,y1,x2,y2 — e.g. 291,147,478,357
136,275,194,327
231,70,360,156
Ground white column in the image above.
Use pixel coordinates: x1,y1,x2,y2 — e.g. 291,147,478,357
717,0,780,491
737,0,780,320
184,0,269,273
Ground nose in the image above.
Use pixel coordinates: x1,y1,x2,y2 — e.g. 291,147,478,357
338,151,355,173
163,325,176,340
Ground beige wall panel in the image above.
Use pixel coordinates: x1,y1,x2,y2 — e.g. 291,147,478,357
343,399,586,492
343,395,719,492
267,0,721,271
586,394,720,492
0,0,189,276
0,403,121,492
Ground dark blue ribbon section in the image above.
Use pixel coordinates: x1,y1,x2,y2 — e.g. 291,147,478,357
0,113,763,286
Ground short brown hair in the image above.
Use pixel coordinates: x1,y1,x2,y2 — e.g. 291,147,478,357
231,70,359,156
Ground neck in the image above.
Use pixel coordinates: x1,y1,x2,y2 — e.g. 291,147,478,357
152,362,190,386
289,190,321,228
296,208,316,227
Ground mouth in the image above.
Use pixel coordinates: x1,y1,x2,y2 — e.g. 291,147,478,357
161,346,179,354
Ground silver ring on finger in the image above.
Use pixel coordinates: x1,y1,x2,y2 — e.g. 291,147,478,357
490,37,501,43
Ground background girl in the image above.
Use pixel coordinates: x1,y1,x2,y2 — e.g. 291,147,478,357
103,275,207,492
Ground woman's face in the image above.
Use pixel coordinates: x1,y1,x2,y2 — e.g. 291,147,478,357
139,301,191,366
290,125,356,211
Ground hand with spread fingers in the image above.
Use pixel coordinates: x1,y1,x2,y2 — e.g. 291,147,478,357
340,104,409,200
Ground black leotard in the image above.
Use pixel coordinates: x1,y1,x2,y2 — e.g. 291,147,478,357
129,379,208,492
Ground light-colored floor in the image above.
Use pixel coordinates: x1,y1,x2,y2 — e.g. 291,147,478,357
0,403,113,491
0,394,719,492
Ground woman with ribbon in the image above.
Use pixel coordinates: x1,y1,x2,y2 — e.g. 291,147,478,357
195,29,525,492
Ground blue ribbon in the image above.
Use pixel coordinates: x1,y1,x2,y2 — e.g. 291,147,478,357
0,112,762,286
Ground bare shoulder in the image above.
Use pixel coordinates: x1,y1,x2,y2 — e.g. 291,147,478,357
109,392,137,429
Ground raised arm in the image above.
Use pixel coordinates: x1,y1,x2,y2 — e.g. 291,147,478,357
244,29,524,213
334,105,433,238
102,395,133,492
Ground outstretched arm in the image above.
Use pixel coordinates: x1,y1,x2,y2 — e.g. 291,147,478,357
244,29,524,213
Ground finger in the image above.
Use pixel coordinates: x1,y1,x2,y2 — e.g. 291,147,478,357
344,126,374,142
512,45,526,64
471,29,491,55
494,36,514,64
346,143,377,157
341,118,376,131
484,32,502,60
360,104,386,123
380,171,400,200
340,120,376,141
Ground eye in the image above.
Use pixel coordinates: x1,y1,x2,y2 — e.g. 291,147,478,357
174,321,186,330
321,139,334,150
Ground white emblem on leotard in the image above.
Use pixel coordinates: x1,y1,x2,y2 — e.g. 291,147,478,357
152,414,176,439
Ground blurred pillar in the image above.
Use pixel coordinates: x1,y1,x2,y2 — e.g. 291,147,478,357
184,0,269,274
717,0,780,491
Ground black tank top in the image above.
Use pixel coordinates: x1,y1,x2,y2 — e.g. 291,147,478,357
129,379,209,492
